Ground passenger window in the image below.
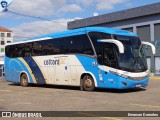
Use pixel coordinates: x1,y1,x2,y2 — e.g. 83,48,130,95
40,39,62,55
62,34,94,55
104,46,117,68
88,32,112,65
25,43,32,57
32,42,42,56
16,44,25,57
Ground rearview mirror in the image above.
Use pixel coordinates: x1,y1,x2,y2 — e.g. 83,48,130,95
142,42,156,54
98,39,124,54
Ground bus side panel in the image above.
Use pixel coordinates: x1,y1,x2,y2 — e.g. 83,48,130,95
5,57,21,83
33,56,68,85
32,55,86,86
22,57,46,84
76,55,120,89
76,55,105,88
101,70,119,89
68,55,86,86
5,57,35,84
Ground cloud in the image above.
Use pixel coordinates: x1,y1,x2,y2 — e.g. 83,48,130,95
11,19,73,40
9,0,56,17
96,0,128,10
68,0,129,11
72,0,95,7
7,0,129,18
58,4,83,13
9,0,82,17
7,0,130,41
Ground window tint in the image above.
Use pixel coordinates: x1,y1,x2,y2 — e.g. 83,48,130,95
32,42,42,56
16,44,25,57
62,34,94,55
104,46,117,68
1,41,5,45
88,32,111,64
41,39,62,55
1,33,5,37
6,45,19,58
6,34,94,58
7,33,11,37
24,43,32,57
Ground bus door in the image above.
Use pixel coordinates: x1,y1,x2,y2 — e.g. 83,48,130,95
46,66,56,84
102,44,118,88
55,56,69,85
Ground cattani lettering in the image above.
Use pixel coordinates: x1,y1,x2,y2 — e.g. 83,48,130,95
44,59,59,66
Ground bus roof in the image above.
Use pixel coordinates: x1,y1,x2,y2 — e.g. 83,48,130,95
7,27,137,45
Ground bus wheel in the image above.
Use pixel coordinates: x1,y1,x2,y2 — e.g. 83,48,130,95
20,74,29,87
82,75,95,91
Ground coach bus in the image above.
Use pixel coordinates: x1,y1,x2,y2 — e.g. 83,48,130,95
5,27,156,91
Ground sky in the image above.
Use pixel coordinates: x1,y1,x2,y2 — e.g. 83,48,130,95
0,0,160,40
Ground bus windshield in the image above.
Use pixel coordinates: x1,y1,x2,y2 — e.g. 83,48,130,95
87,32,148,72
113,35,147,72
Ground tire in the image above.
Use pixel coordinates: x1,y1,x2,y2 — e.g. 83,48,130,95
20,74,29,87
82,75,95,91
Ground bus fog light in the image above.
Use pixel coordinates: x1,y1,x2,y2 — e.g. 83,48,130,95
122,81,127,86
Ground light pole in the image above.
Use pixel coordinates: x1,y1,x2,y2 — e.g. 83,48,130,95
1,0,8,12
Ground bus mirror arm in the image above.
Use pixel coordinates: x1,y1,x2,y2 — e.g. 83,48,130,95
142,42,156,54
99,39,124,54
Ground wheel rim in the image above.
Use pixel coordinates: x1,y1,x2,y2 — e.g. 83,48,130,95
85,78,92,88
22,76,27,85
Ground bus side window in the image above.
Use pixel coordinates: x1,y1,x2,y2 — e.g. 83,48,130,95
88,32,112,65
6,46,13,58
104,47,117,68
62,35,94,55
10,46,16,58
32,42,42,56
25,43,32,57
17,44,25,57
40,39,62,55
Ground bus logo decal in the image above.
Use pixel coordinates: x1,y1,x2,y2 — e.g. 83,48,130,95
44,59,59,66
44,58,67,66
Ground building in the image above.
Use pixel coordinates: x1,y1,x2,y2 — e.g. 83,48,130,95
0,26,13,77
0,53,4,77
68,2,160,76
0,26,13,53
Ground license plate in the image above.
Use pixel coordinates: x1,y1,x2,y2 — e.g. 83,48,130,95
136,84,141,87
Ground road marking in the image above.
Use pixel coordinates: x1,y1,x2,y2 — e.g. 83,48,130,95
130,103,160,108
78,112,123,120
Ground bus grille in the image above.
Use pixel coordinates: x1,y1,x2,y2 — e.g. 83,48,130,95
129,76,148,81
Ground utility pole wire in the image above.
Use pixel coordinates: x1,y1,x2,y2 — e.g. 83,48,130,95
6,9,69,23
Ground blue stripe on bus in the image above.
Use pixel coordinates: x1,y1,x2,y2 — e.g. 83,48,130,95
23,57,46,84
75,55,105,88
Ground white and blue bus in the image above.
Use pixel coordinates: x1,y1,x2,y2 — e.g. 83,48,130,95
5,27,156,91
